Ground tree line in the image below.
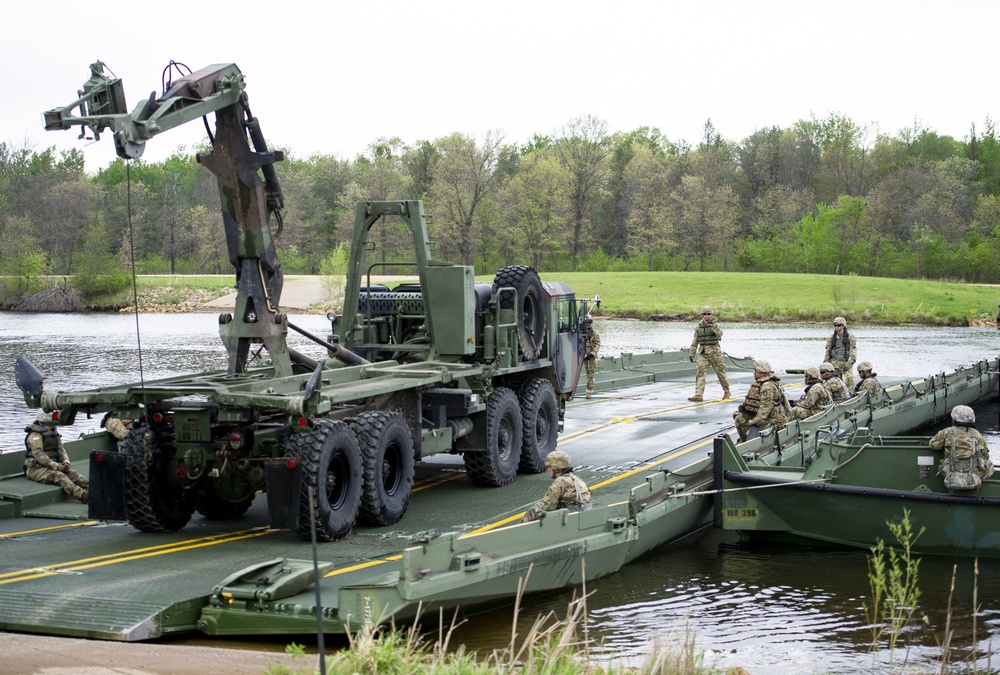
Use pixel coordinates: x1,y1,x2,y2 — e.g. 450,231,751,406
3,111,1000,298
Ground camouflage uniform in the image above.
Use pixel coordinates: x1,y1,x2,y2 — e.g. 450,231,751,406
929,413,994,485
104,416,132,440
584,323,601,399
23,416,89,503
819,362,850,402
791,369,833,420
688,307,730,401
521,451,592,522
824,318,857,389
855,362,881,399
733,361,791,442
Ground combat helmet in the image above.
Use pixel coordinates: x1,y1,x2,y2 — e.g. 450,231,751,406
857,361,873,372
819,362,835,373
951,405,976,424
701,305,713,315
35,411,54,425
804,366,820,380
834,317,847,327
753,360,773,374
545,450,572,471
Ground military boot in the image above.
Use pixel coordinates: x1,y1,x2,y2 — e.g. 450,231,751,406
585,390,593,399
688,395,703,402
722,389,731,400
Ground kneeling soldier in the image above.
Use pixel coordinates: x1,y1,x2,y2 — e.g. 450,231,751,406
521,451,592,522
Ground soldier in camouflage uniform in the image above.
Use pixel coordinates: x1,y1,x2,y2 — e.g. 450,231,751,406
824,317,857,389
819,362,851,402
790,366,833,419
521,450,592,522
584,318,601,399
929,405,994,487
23,412,89,503
688,306,730,402
733,360,791,442
854,361,881,398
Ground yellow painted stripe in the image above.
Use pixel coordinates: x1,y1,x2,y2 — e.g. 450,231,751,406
0,520,100,539
0,527,277,584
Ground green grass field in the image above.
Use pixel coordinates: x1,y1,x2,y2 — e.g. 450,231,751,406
34,271,1000,326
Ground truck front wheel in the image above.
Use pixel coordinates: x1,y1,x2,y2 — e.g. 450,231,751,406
350,411,415,526
518,378,559,473
290,420,362,541
464,387,523,486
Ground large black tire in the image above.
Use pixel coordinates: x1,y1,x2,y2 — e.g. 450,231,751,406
517,378,559,473
122,426,196,533
464,387,523,486
493,265,546,361
286,420,362,541
197,489,255,520
350,411,415,526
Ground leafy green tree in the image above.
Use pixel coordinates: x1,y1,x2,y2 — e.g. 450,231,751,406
671,175,738,271
624,145,673,270
428,131,513,266
495,149,570,270
555,115,609,269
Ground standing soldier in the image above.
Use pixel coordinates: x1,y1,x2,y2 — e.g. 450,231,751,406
790,366,833,419
824,317,857,389
23,412,89,503
688,306,730,402
819,362,851,402
520,450,592,522
583,318,601,399
733,360,791,442
855,361,881,398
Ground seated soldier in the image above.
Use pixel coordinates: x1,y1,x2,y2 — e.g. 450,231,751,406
791,366,833,419
521,450,592,522
855,361,881,397
733,360,791,442
819,362,850,402
929,405,994,490
23,412,89,503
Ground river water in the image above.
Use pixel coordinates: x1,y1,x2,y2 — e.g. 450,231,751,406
1,312,998,672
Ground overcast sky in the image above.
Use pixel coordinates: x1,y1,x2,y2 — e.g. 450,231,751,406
5,1,997,172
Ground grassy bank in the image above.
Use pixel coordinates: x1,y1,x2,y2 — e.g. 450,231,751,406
14,271,1000,326
538,271,999,326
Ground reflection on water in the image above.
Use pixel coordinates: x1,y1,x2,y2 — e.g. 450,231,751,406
1,312,999,672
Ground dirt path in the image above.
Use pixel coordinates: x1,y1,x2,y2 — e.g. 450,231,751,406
0,632,310,675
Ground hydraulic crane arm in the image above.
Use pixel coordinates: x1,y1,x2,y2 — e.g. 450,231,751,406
43,61,293,377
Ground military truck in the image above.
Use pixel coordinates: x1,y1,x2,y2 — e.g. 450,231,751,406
15,61,591,541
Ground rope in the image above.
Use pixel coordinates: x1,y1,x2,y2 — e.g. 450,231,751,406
125,162,148,413
668,477,828,499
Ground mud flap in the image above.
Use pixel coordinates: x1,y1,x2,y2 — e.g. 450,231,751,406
88,450,127,521
265,461,303,530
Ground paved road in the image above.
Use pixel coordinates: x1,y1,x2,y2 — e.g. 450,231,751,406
201,275,411,313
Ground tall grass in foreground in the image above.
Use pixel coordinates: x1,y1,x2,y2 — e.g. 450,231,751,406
864,510,994,673
267,569,726,675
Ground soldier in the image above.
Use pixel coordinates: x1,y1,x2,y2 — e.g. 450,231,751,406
23,412,89,504
583,318,601,399
521,450,592,522
823,317,857,389
929,405,994,489
103,412,133,441
790,366,833,419
819,362,851,402
733,360,791,442
688,306,730,402
855,361,881,398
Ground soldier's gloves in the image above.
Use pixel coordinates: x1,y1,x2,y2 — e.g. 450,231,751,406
689,354,695,362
